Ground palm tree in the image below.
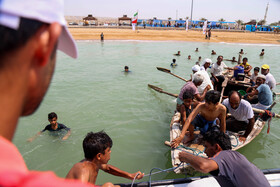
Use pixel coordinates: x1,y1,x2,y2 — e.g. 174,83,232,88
219,18,225,22
200,17,207,21
235,19,243,29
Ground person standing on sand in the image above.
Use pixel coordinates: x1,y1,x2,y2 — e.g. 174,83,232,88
100,32,104,41
66,131,144,185
0,0,112,186
207,28,212,40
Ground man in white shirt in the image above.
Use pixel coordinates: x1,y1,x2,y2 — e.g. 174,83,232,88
222,91,255,142
200,58,212,71
261,64,276,90
211,55,228,91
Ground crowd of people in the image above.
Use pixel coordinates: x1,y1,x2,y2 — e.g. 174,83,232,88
170,47,275,186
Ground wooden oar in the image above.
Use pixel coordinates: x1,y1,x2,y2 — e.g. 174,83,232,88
148,84,178,98
219,77,229,103
156,67,189,82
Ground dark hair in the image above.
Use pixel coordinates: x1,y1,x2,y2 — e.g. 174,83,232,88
83,131,113,160
0,17,48,59
205,90,221,104
228,90,241,101
124,66,129,69
203,131,232,150
48,112,57,120
183,91,194,100
254,67,260,72
262,49,264,51
217,55,223,59
243,57,248,61
172,59,176,62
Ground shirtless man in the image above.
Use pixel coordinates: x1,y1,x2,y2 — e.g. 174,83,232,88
174,51,181,56
66,131,144,185
171,90,226,148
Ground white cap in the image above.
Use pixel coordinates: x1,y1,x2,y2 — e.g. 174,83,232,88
202,58,212,65
0,0,77,58
192,65,200,72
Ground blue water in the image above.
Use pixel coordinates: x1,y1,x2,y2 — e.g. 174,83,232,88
13,40,280,184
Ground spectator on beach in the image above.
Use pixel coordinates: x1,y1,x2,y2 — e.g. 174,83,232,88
176,74,210,111
100,32,104,41
207,28,212,40
170,59,177,67
27,112,71,142
260,49,265,56
171,90,226,147
174,51,181,56
195,48,199,52
0,0,112,186
210,55,228,91
261,64,276,90
240,57,252,75
222,91,255,142
66,131,144,185
247,75,273,110
179,131,270,187
211,50,216,55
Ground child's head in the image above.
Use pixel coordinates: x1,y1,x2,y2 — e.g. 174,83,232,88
254,67,260,74
183,92,194,107
172,59,176,63
205,90,221,109
83,131,113,161
48,112,57,125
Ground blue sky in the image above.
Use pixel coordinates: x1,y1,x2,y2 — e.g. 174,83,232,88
65,0,280,24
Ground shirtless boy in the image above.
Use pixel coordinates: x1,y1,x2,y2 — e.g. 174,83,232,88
66,131,144,185
171,90,226,148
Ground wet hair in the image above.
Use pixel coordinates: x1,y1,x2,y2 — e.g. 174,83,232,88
254,67,260,72
203,131,232,150
83,131,113,160
228,90,241,101
205,90,221,104
240,49,243,51
183,91,194,100
48,112,57,120
262,49,264,51
0,17,48,59
172,59,176,63
124,66,129,70
217,55,223,59
243,57,248,61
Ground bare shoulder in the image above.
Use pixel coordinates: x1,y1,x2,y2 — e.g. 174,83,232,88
218,104,227,113
66,162,85,179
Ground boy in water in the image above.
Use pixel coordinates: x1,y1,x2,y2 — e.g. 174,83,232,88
27,112,71,142
66,131,144,185
171,90,226,148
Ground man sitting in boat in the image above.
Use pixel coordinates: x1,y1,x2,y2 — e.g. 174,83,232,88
261,64,276,90
66,131,144,185
178,131,270,187
172,90,226,147
176,74,210,111
222,91,255,142
247,74,273,110
210,55,228,91
240,57,252,75
200,58,212,71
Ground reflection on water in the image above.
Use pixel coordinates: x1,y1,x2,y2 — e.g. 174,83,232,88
14,40,280,184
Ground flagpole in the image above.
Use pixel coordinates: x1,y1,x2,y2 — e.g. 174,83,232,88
190,0,193,28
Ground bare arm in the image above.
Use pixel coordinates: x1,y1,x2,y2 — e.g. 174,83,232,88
62,129,71,140
195,85,211,101
101,164,144,180
239,118,255,142
180,105,187,126
171,104,202,148
179,152,218,173
248,89,258,97
27,131,42,142
219,106,227,133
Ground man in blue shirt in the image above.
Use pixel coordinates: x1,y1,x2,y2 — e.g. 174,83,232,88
248,74,272,110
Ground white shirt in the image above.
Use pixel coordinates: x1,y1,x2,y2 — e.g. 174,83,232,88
222,98,254,123
211,61,227,76
265,73,276,90
194,70,214,95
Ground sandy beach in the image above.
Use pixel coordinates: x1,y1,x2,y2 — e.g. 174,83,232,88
69,28,280,44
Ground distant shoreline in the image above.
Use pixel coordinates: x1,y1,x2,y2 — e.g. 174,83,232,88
68,27,280,44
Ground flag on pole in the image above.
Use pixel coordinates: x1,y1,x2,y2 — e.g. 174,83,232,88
132,12,138,31
132,12,138,24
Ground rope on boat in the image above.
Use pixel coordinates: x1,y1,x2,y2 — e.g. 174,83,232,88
130,162,185,187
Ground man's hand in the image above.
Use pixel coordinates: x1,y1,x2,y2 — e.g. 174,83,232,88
239,136,246,143
130,171,144,180
206,85,211,90
171,136,183,148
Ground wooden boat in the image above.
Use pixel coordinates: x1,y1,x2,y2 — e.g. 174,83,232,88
118,168,280,186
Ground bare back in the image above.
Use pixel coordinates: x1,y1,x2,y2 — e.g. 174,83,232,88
66,160,99,185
